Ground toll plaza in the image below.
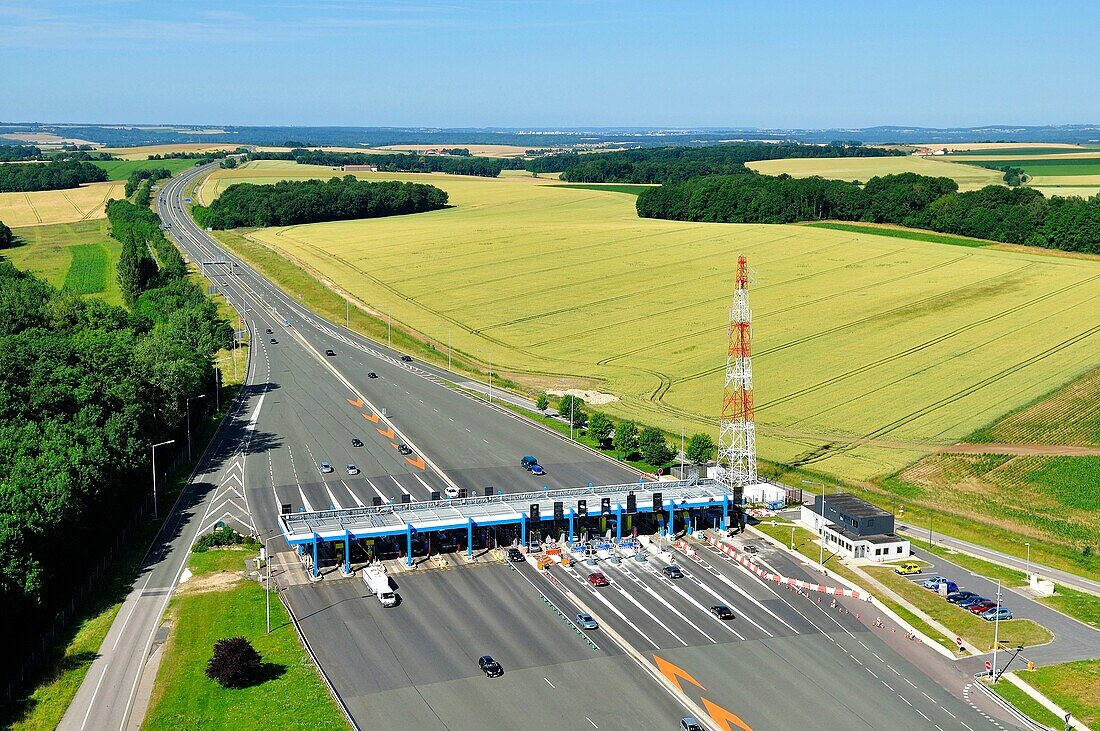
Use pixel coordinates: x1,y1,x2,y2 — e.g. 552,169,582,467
278,478,740,577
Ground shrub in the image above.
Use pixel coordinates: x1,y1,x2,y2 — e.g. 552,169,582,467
206,636,262,688
194,525,258,553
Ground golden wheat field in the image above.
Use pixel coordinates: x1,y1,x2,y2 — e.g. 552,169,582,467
0,181,125,227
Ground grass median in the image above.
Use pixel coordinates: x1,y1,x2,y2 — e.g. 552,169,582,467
981,677,1063,729
865,567,1052,652
1025,659,1100,728
143,548,349,731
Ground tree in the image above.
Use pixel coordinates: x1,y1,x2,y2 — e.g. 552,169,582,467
612,420,638,459
686,433,716,465
587,412,613,447
534,393,549,411
638,427,673,467
206,636,262,688
557,394,586,428
0,219,12,249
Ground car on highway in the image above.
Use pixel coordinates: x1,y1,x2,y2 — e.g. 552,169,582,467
530,463,545,476
968,601,999,615
663,564,684,579
320,461,333,473
445,485,460,499
957,596,989,609
266,328,273,334
587,571,610,587
894,562,922,575
325,349,336,356
576,612,598,630
680,718,704,731
400,355,412,362
921,575,949,589
709,605,734,620
981,607,1013,621
946,591,979,604
269,338,278,344
478,655,503,677
506,547,525,562
367,371,378,378
351,438,363,447
397,443,413,456
346,464,359,475
521,455,538,471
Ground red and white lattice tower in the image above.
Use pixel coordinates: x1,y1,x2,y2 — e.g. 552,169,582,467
716,255,756,498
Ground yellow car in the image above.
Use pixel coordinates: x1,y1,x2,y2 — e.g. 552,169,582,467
894,562,922,575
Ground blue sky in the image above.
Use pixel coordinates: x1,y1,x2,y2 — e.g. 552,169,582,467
1,0,1097,128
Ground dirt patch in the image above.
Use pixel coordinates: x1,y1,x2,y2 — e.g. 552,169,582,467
546,388,619,405
939,443,1100,457
176,571,243,595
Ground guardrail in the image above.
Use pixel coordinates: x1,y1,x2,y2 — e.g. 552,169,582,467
971,675,1055,731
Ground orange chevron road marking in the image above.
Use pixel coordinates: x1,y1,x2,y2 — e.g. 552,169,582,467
653,655,704,692
376,426,395,439
701,697,753,731
404,455,425,470
346,398,363,408
654,655,752,731
361,412,379,423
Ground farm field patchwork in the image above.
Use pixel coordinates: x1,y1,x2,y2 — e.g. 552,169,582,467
4,220,124,306
204,162,1100,483
61,243,109,295
745,155,1005,190
0,181,125,227
90,158,196,180
968,367,1099,446
97,143,239,160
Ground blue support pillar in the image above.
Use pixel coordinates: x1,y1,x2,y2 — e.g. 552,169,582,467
667,503,674,536
344,529,352,574
721,494,730,531
520,514,527,546
311,537,319,578
568,509,575,543
467,518,474,557
406,525,414,567
615,506,623,541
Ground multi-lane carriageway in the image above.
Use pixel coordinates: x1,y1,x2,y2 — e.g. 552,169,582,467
147,165,1018,730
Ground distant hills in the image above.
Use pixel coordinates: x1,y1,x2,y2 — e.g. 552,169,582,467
1,122,1097,149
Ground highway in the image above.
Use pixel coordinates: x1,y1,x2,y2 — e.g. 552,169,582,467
64,163,1024,730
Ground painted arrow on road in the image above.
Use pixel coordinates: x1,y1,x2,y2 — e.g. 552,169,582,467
654,655,753,731
361,412,379,423
347,398,364,408
377,426,395,439
404,455,426,470
654,655,705,692
701,697,753,731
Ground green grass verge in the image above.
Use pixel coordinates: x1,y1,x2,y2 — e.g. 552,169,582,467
982,677,1064,729
805,221,992,247
188,547,254,576
61,243,108,295
865,567,1053,651
1025,659,1100,728
90,159,196,181
552,183,652,196
142,579,349,731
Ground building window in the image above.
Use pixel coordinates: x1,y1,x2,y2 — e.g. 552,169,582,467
897,546,904,553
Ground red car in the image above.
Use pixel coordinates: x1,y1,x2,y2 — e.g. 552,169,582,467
968,601,998,615
587,571,610,587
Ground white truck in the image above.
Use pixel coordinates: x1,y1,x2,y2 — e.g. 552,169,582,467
363,564,397,607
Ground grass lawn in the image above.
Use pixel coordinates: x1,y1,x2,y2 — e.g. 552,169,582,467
188,547,255,576
91,158,197,180
982,677,1064,729
1025,659,1100,728
804,221,991,248
143,578,349,731
865,566,1052,651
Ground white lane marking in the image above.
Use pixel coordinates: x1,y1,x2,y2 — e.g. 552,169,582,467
922,692,935,702
899,694,913,707
343,481,366,508
245,392,266,430
365,478,387,502
543,677,555,688
560,566,659,647
881,680,895,692
298,487,314,512
412,472,435,495
390,475,416,501
648,557,756,639
872,652,884,663
942,708,955,719
604,576,690,646
586,718,598,729
111,573,154,650
610,563,717,643
324,482,343,510
690,547,796,633
961,722,974,731
858,640,870,650
889,665,901,676
79,661,110,730
866,667,879,679
904,678,917,689
915,709,931,722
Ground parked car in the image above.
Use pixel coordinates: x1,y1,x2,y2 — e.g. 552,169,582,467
957,596,989,609
478,655,503,677
709,605,735,620
921,575,949,589
506,547,524,563
346,464,359,475
367,371,378,378
398,443,413,456
663,564,684,579
894,562,922,575
319,461,333,473
521,455,538,471
968,601,999,615
351,438,363,447
576,612,598,630
928,580,959,594
946,591,979,604
400,355,412,362
325,349,336,356
981,607,1013,621
587,571,610,587
266,328,273,334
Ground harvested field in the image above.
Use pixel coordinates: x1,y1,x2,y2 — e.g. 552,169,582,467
98,143,239,160
745,155,1004,190
0,181,125,226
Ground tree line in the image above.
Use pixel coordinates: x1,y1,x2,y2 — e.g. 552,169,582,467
0,144,44,162
636,172,1100,254
124,167,173,197
192,175,448,229
526,143,903,182
0,220,12,248
0,202,230,685
0,160,108,192
248,149,506,177
148,150,239,160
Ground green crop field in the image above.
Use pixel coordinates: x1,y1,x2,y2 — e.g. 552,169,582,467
964,157,1100,177
90,158,195,181
61,243,108,295
5,220,124,306
745,155,1005,190
203,162,1100,485
968,367,1100,446
805,222,992,248
947,146,1100,157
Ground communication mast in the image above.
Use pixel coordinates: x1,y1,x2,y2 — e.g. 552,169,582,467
716,255,757,507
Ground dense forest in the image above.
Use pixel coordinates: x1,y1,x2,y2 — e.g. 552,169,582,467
528,143,903,183
0,144,44,162
0,202,230,685
249,149,505,177
637,173,1100,254
124,167,173,197
192,175,448,229
0,160,108,192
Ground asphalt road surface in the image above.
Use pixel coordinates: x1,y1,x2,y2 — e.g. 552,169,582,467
64,164,1026,731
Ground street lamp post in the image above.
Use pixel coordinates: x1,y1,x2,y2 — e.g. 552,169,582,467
992,578,1002,680
213,366,220,412
151,439,175,520
186,394,207,460
802,480,826,571
263,532,280,634
488,352,493,404
1025,542,1031,581
928,514,933,548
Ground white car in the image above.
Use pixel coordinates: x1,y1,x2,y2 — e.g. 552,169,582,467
346,464,360,475
320,461,333,474
444,486,460,498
